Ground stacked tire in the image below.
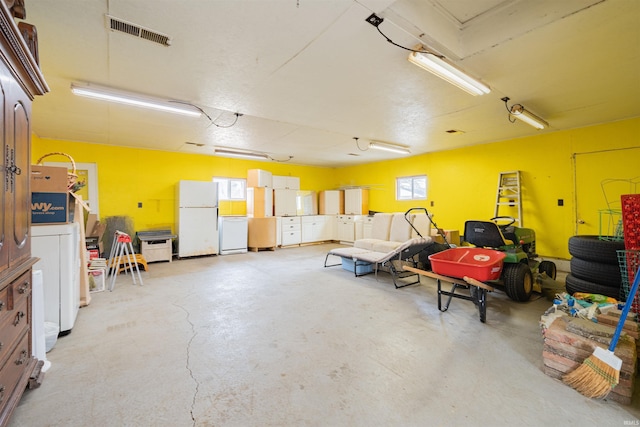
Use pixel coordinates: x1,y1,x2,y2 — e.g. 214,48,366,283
566,235,625,299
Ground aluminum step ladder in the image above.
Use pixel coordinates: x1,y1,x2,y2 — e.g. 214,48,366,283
494,171,523,227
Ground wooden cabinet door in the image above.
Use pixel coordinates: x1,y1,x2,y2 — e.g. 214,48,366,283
0,73,7,272
7,79,30,267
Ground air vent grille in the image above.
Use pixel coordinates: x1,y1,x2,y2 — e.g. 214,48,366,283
106,15,171,46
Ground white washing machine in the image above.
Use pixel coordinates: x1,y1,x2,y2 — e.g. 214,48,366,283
31,222,81,334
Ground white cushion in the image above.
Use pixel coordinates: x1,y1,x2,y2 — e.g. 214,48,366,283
371,240,403,253
370,213,393,240
388,214,412,243
410,213,431,238
354,239,377,251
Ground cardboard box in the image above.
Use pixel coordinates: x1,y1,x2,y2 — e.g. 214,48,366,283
31,165,68,192
31,192,69,224
431,229,460,246
85,214,106,254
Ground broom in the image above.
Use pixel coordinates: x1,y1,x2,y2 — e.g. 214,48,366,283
562,263,640,398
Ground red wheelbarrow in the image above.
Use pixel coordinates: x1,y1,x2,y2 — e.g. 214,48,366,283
404,247,507,323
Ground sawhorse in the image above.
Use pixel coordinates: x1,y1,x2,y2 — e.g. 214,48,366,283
108,230,144,291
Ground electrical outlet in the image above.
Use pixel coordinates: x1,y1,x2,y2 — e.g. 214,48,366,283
365,13,384,27
558,199,564,206
430,201,434,207
138,202,142,208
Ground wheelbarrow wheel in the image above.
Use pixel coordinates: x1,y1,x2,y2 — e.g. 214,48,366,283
502,263,533,302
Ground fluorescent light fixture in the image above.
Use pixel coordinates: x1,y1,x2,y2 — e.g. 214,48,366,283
508,104,549,130
501,97,548,130
408,50,491,96
70,83,202,117
369,141,411,155
213,148,269,160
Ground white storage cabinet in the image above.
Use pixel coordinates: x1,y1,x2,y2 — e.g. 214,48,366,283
272,175,300,190
336,215,361,243
274,188,297,216
344,188,369,215
301,215,333,243
31,223,81,334
247,169,273,188
318,190,343,215
280,216,301,246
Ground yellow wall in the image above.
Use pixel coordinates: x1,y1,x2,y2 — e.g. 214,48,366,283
32,116,640,259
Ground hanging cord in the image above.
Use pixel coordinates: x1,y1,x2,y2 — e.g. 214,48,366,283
368,14,444,58
354,137,369,151
268,155,294,162
502,97,520,124
170,100,243,128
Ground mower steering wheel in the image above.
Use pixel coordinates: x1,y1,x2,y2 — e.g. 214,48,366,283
490,216,516,228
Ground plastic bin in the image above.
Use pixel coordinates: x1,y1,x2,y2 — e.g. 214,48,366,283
429,247,506,281
341,258,373,275
44,322,59,353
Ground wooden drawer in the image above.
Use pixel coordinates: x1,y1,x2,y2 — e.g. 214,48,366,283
9,271,31,315
0,332,30,409
0,295,29,368
0,287,8,320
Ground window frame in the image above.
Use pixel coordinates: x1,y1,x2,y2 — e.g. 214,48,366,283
213,177,247,201
396,175,427,201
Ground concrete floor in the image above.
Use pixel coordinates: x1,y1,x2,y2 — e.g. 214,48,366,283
8,243,640,426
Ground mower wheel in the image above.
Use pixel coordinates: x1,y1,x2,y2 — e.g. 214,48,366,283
568,236,624,264
565,274,621,300
538,260,557,279
502,262,533,302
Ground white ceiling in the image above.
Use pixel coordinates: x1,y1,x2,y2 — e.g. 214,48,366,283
25,0,640,167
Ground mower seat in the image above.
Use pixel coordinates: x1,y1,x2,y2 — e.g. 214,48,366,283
464,220,514,248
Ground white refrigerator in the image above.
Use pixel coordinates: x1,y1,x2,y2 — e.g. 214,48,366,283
177,180,219,258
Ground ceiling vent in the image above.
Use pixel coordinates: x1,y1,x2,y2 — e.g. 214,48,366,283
105,15,172,46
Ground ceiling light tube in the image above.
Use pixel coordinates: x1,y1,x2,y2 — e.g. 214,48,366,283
213,148,269,160
508,104,548,130
408,51,491,96
369,141,411,155
70,83,202,117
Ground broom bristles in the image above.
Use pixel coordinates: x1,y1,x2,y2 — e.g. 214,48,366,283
563,354,620,399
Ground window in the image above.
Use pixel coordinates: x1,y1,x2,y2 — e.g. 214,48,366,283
396,175,427,200
213,177,246,201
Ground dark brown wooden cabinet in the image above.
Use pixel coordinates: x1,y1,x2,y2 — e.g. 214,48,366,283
0,1,48,425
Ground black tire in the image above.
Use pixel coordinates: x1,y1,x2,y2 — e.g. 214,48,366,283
502,263,533,302
569,257,622,288
565,273,621,300
538,260,557,279
568,236,625,264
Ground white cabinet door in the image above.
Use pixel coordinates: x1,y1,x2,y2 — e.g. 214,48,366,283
301,221,313,243
336,215,355,243
363,217,374,239
344,189,368,214
321,216,335,241
247,169,272,188
273,175,300,190
274,189,297,216
319,190,343,215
